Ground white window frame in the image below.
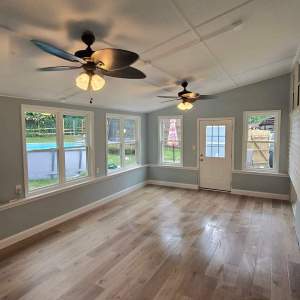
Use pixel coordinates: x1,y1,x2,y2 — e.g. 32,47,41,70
242,110,281,173
106,113,141,174
158,115,183,166
21,105,95,196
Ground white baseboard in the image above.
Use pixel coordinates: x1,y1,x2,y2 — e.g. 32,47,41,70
147,180,199,190
231,189,290,200
0,182,146,250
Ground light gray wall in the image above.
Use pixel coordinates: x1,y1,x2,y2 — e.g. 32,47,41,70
147,74,290,194
0,96,147,203
0,96,147,239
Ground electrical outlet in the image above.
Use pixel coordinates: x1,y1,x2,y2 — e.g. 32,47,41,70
15,184,22,195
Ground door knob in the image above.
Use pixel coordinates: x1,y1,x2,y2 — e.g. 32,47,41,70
200,158,204,162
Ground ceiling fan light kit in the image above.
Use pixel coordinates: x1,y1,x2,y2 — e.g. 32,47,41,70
31,30,145,102
158,81,216,111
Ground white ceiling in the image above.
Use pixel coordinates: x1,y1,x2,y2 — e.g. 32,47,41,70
0,0,299,112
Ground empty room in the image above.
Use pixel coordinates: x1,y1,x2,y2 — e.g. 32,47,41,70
0,0,300,299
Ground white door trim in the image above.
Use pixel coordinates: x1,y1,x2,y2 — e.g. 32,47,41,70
197,117,235,190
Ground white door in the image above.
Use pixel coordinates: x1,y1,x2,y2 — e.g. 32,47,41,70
199,119,233,191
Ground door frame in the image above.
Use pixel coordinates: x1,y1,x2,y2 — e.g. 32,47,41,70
197,117,235,190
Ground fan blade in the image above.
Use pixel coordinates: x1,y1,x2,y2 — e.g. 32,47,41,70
92,48,139,71
200,95,217,100
100,67,145,79
157,96,179,99
31,40,86,64
160,99,179,103
37,66,82,71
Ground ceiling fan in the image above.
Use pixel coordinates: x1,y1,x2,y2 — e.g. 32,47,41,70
31,30,146,101
157,81,216,110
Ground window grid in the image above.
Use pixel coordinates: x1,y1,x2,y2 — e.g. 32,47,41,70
106,114,140,172
205,125,226,158
22,105,93,195
159,117,183,165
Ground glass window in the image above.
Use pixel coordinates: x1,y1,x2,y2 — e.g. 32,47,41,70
23,106,93,194
159,117,182,165
25,112,59,191
106,115,140,172
107,118,121,171
205,125,226,158
63,115,88,181
243,111,280,171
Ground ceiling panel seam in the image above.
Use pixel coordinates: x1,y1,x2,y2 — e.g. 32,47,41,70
169,0,238,87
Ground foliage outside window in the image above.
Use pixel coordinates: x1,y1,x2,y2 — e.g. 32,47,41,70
23,106,93,194
106,114,140,172
159,116,183,165
243,111,280,172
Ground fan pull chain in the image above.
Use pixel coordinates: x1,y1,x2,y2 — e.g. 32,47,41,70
89,89,93,104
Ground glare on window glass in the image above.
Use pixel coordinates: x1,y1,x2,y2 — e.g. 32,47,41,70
124,119,137,167
63,115,88,181
107,118,121,170
25,112,59,191
246,114,276,169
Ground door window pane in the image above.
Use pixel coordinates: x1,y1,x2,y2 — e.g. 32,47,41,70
25,111,59,191
205,125,226,158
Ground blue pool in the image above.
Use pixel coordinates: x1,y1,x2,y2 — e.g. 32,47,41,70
27,142,85,151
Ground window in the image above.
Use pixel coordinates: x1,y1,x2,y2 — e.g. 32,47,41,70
159,116,183,165
243,111,280,172
106,114,140,172
22,105,94,194
205,125,226,158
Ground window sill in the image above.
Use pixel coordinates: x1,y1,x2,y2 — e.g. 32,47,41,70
232,169,289,177
0,165,147,211
149,164,198,171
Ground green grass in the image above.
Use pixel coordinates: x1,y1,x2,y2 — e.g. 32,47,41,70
26,135,83,143
29,178,59,191
162,147,181,163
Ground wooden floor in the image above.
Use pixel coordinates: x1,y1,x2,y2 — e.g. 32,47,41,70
0,186,300,300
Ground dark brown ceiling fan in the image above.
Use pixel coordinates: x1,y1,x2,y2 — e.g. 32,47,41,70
157,81,216,110
31,30,146,97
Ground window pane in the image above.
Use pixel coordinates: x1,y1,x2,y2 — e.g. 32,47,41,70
25,111,59,191
64,148,88,181
124,119,136,142
124,143,137,167
247,114,276,142
63,115,88,181
246,141,274,169
25,112,57,150
107,143,121,170
63,115,87,148
107,118,121,171
27,150,59,191
161,118,182,164
246,113,277,170
162,143,181,164
107,118,120,142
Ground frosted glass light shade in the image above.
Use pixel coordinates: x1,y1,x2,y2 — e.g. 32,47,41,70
76,73,90,91
90,74,105,91
177,102,193,111
76,73,105,91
